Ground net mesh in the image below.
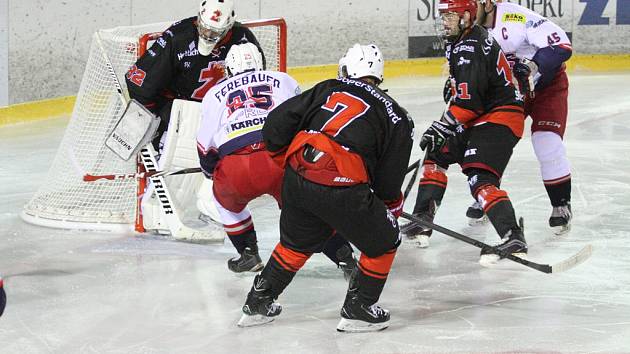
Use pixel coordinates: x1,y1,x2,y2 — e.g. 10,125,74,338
22,19,285,229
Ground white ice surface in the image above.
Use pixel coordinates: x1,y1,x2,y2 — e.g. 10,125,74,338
1,73,630,353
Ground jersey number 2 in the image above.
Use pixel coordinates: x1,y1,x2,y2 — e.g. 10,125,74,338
321,92,370,137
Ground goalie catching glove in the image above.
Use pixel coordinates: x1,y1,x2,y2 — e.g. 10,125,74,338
419,120,456,153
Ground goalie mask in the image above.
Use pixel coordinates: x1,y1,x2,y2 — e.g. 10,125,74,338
435,0,478,43
338,43,384,85
197,0,236,56
225,43,264,77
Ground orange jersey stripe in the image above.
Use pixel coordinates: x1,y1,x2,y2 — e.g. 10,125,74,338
357,250,396,280
271,243,311,272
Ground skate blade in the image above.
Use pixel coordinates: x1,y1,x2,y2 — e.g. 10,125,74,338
237,313,275,327
415,235,430,248
336,318,389,333
551,224,571,235
479,252,528,267
468,215,489,226
228,262,265,274
405,234,430,248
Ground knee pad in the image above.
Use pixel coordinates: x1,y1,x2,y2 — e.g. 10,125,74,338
467,169,500,198
532,131,571,181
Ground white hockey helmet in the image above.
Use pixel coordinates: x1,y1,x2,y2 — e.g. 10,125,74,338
197,0,236,56
338,43,384,84
225,43,264,77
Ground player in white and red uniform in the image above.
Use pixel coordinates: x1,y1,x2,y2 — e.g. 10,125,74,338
197,43,356,274
472,0,573,234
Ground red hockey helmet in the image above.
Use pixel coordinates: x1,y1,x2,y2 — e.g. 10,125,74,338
437,0,478,22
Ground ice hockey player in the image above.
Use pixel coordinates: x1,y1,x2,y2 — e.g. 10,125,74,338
125,0,265,149
401,0,527,264
237,43,414,332
0,274,5,317
197,43,356,275
122,0,265,234
469,0,573,234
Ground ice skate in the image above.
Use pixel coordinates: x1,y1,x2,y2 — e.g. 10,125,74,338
400,201,438,248
479,218,528,266
237,275,282,327
336,292,390,333
466,201,489,226
549,204,572,235
228,247,264,273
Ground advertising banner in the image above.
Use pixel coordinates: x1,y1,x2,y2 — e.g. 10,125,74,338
408,0,578,58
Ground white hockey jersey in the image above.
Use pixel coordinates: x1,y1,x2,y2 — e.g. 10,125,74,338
197,70,300,158
489,2,571,85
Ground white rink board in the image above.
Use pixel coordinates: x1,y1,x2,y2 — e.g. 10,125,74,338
1,73,630,352
5,0,630,105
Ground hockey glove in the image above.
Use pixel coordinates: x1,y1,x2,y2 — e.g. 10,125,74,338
419,121,456,153
442,76,455,103
513,58,538,98
385,192,404,219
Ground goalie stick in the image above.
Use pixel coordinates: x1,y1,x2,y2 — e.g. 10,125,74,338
94,34,222,243
400,212,592,274
83,167,202,182
139,147,223,243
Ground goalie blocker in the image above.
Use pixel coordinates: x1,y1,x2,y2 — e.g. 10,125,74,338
105,99,161,161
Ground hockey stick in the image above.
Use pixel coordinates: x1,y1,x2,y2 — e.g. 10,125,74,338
406,159,421,174
140,146,223,242
400,212,592,274
403,161,420,201
83,167,202,182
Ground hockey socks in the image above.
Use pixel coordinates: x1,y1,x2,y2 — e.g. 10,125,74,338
337,249,396,332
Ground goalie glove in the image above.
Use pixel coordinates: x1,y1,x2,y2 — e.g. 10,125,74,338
513,58,538,98
419,120,456,153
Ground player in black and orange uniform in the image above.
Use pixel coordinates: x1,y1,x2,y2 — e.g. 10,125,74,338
237,44,414,332
402,0,527,264
125,0,264,147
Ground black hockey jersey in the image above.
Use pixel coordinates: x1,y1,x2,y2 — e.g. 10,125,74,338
445,25,525,137
125,17,263,114
263,77,414,201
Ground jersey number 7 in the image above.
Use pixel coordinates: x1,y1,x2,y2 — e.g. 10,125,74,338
321,92,370,137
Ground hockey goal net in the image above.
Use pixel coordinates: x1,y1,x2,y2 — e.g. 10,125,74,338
21,18,287,232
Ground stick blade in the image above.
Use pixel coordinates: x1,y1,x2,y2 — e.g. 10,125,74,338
551,244,593,274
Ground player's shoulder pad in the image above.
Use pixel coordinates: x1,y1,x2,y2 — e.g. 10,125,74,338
158,16,196,45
